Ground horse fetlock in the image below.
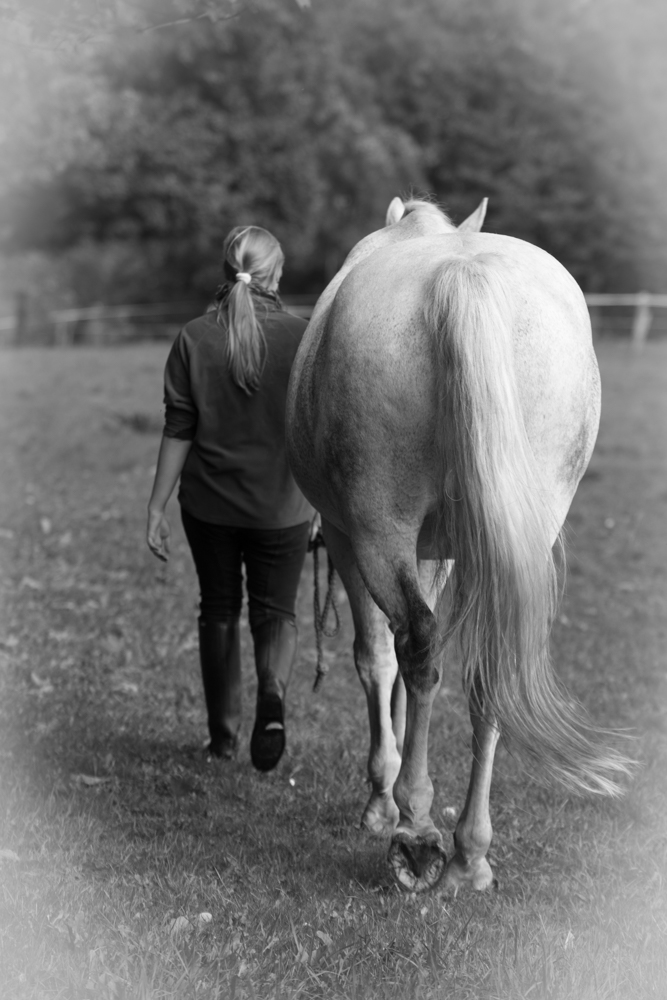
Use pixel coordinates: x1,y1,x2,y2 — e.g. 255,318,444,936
392,780,434,830
368,754,401,802
360,790,400,837
453,822,493,862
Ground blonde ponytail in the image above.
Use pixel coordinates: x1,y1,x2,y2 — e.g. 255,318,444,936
216,227,285,395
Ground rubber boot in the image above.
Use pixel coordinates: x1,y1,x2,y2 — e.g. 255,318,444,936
250,617,297,772
198,618,242,759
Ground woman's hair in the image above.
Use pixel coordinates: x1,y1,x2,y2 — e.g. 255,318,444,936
216,226,285,395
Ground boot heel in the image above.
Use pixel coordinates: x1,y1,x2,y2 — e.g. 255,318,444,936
250,693,285,771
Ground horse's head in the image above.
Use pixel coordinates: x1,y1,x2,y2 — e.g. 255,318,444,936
385,196,488,233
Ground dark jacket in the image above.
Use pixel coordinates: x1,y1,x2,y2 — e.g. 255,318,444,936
163,302,313,528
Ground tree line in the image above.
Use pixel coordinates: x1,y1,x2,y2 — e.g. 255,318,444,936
0,0,649,308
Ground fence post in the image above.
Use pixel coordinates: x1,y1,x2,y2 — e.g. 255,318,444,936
631,291,652,351
588,304,600,341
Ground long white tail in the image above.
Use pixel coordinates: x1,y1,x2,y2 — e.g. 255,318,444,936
427,253,630,794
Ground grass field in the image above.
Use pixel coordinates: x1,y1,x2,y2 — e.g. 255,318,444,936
0,339,665,1000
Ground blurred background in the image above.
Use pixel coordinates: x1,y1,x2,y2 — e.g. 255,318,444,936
1,0,667,344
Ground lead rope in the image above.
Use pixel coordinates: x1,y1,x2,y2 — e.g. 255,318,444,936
311,529,340,692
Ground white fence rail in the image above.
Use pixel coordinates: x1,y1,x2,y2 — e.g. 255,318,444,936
0,296,317,346
0,292,665,347
584,291,667,349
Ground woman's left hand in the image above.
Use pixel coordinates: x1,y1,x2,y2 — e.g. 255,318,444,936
147,508,171,562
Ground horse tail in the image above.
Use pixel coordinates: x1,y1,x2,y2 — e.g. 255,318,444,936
426,253,630,796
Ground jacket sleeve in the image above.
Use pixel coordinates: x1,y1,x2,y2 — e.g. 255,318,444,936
163,330,198,440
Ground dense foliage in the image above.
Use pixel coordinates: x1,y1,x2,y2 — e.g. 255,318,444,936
0,0,647,304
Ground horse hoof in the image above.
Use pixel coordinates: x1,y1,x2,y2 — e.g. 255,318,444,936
441,854,495,895
388,832,447,893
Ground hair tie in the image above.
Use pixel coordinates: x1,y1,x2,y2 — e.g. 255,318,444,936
235,272,252,284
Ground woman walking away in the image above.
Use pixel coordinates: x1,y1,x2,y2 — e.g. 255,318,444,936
146,226,314,771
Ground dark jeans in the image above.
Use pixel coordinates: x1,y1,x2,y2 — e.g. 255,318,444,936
181,507,310,631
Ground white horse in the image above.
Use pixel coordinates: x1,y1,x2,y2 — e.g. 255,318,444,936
286,197,630,893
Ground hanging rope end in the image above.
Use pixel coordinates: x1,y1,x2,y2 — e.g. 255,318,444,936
312,667,328,693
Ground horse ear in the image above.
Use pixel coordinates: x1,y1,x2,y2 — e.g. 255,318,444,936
385,197,406,227
458,198,488,233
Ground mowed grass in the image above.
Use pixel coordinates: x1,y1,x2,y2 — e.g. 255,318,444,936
0,339,665,1000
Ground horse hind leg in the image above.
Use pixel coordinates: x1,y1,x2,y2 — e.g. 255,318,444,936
357,617,403,837
353,549,448,892
322,520,401,836
390,670,406,755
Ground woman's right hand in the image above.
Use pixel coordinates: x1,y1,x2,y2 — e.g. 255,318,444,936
147,508,171,562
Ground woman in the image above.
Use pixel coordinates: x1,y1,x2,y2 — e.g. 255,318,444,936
146,226,313,772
